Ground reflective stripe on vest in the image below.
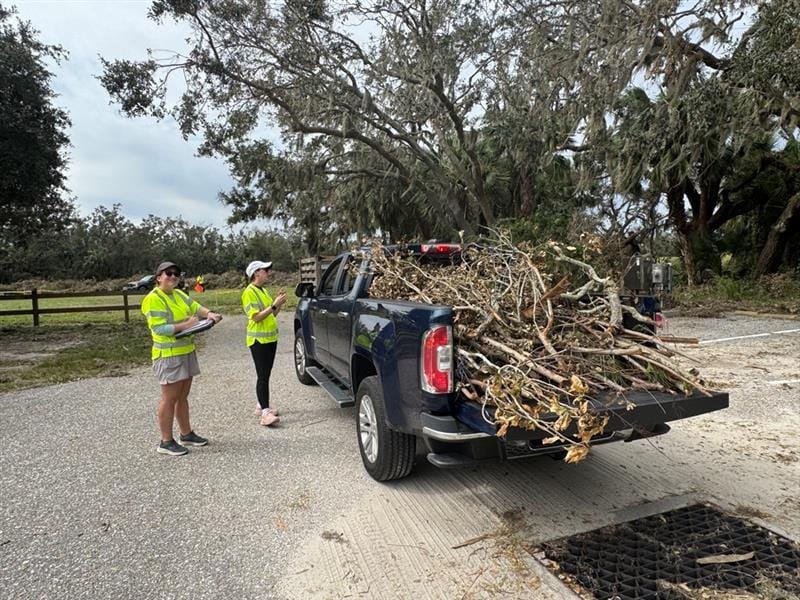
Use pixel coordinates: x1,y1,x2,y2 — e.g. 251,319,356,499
153,338,194,349
249,330,278,339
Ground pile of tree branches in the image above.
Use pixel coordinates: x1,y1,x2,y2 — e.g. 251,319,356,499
367,233,710,463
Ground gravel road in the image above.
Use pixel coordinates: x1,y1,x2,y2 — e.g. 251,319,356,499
1,312,798,599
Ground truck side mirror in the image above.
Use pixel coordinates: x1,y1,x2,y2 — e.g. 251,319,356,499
295,282,315,298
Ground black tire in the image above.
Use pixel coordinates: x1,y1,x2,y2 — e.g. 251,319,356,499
356,376,415,481
547,449,568,461
294,328,317,385
137,284,148,291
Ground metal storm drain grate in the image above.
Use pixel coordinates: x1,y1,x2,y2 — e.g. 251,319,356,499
540,504,800,599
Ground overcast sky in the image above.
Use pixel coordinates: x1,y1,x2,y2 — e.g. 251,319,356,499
13,0,255,231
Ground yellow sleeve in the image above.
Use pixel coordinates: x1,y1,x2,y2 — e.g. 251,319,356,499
242,287,260,320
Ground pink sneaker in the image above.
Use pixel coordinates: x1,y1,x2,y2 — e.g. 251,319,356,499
260,410,280,427
254,403,262,416
266,407,280,416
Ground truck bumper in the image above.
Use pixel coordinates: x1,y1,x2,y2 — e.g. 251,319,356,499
420,412,499,468
420,390,729,469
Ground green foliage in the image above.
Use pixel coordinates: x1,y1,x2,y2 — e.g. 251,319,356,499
672,273,800,314
0,5,75,248
714,277,746,301
719,142,800,276
104,0,637,247
588,2,800,283
0,204,306,283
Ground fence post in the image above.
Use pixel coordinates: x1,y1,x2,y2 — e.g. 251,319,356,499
31,288,39,326
123,291,130,322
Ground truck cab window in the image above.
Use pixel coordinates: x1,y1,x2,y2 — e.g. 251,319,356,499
339,258,358,296
319,257,343,296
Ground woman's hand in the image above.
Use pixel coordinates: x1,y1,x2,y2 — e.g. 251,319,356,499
274,291,288,308
180,315,199,331
207,311,222,323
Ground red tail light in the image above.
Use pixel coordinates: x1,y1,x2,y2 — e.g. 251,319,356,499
421,325,453,393
420,243,460,254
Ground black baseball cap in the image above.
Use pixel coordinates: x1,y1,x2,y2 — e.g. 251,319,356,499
155,261,180,276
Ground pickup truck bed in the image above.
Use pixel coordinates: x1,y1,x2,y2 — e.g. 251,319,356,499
421,389,729,467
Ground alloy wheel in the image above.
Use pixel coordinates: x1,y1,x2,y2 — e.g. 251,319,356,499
294,336,306,376
358,394,379,463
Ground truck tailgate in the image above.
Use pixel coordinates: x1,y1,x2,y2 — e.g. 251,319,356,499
453,390,729,441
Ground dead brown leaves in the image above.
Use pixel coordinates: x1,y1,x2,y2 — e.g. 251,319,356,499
366,235,709,463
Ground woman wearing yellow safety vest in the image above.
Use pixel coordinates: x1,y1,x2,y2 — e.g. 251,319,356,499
141,261,222,456
242,260,288,426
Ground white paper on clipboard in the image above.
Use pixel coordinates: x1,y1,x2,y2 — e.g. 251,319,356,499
175,318,216,339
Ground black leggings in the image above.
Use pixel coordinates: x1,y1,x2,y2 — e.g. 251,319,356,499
249,341,277,409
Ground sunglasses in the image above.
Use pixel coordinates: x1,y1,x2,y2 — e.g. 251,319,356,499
162,270,180,278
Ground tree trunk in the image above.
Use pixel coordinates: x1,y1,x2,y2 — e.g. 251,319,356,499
677,229,698,287
677,225,720,286
442,191,474,236
755,191,800,276
519,171,532,218
475,196,496,229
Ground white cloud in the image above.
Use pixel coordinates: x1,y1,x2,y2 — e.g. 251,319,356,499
13,0,240,229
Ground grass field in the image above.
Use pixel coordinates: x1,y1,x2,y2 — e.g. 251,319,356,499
0,287,297,392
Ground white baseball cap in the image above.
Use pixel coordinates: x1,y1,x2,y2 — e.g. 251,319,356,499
246,260,273,278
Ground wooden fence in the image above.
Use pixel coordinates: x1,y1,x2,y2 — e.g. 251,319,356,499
0,289,143,326
299,256,335,286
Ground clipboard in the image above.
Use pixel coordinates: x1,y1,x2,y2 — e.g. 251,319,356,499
175,318,216,339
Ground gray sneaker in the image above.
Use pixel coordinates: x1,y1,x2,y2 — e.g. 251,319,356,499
179,431,208,447
157,439,189,456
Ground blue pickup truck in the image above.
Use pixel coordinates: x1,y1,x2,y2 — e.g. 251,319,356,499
293,245,729,481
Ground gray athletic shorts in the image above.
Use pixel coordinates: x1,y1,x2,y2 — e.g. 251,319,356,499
153,351,201,385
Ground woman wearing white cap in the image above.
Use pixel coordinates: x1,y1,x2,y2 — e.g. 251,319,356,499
242,260,288,426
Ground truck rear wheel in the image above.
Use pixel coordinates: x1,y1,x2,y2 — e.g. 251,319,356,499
294,329,316,385
356,376,415,481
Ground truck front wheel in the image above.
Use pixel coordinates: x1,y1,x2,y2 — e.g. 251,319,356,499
356,376,415,481
294,329,316,385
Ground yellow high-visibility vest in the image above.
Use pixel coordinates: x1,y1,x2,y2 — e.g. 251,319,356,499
141,288,201,360
241,284,278,346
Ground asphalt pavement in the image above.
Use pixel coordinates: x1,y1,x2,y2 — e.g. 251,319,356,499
2,313,798,599
0,313,373,600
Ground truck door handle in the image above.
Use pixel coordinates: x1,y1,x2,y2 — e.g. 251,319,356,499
337,311,349,319
319,309,328,315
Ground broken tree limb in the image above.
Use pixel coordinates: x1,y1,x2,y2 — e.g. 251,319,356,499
364,235,710,463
